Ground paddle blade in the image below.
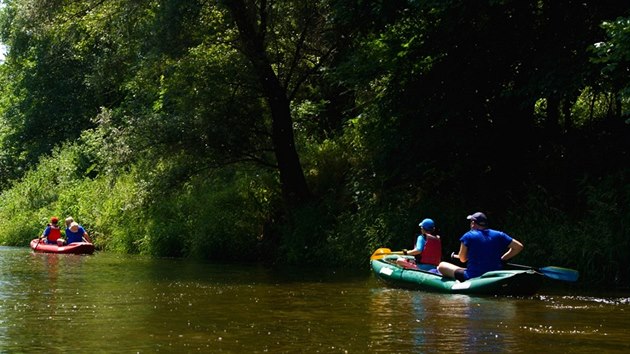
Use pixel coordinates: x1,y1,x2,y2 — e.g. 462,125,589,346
370,248,392,261
539,266,579,282
370,248,404,261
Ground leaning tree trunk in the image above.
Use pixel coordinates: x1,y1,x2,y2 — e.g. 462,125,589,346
223,0,311,208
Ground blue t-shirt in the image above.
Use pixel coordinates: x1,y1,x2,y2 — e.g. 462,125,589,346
65,226,86,244
415,234,427,251
460,228,513,279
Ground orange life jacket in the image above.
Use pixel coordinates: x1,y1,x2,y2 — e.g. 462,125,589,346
47,225,62,242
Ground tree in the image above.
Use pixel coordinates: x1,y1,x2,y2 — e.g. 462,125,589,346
219,0,335,208
592,15,630,118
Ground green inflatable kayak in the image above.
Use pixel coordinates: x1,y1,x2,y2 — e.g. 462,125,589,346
370,256,543,296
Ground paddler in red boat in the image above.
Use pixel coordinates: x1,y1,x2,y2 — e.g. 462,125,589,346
40,216,65,246
64,218,92,244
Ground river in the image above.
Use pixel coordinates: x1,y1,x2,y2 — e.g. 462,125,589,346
0,246,628,353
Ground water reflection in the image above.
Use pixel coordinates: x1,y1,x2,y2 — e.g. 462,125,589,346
368,288,521,352
0,246,629,353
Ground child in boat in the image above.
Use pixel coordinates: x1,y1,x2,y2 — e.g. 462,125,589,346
400,218,442,271
41,216,65,246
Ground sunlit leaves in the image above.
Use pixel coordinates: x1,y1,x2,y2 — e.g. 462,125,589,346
591,16,630,107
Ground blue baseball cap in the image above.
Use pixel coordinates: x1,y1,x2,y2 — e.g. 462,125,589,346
419,218,435,230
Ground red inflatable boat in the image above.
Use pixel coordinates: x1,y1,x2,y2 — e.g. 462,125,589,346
30,238,95,255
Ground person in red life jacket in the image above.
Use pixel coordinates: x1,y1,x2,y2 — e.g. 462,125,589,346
402,218,442,271
41,216,64,245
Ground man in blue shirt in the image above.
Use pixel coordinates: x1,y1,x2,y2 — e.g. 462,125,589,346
438,212,524,281
65,221,92,244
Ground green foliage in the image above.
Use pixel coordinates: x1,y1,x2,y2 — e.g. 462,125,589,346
0,137,278,261
591,16,630,101
0,0,629,289
503,171,630,286
571,87,620,126
88,172,147,254
136,167,276,260
0,142,102,245
576,171,630,285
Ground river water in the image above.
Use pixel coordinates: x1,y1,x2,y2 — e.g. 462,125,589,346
0,246,628,353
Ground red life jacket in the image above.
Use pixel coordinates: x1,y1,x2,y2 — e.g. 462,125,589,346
415,234,442,266
47,225,62,242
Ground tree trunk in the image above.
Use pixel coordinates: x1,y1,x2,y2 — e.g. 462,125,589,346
223,0,311,208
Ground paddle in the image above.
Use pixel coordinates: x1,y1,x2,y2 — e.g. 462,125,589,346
505,263,579,282
449,252,578,282
370,247,404,261
34,237,43,250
